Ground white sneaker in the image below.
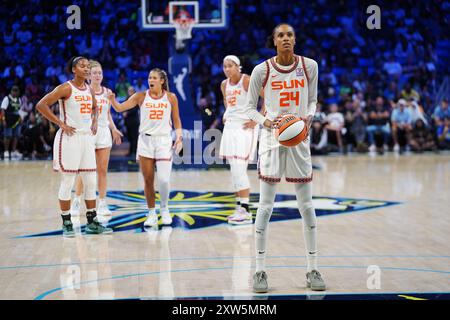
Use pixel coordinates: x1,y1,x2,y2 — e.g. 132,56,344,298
3,151,9,160
97,199,112,216
70,197,81,216
144,212,158,227
11,151,22,160
160,208,173,225
228,207,252,225
393,144,400,152
227,208,242,222
368,144,376,152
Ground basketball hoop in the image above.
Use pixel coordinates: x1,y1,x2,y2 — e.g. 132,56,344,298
174,18,194,42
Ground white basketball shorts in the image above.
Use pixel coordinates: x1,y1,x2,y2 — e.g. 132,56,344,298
219,119,258,163
137,133,173,161
53,129,96,173
257,127,313,183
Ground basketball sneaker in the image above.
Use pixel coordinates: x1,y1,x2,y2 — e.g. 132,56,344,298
228,207,252,225
144,212,159,227
97,199,112,216
11,150,22,160
70,197,81,216
161,208,173,225
252,271,268,293
86,218,113,235
62,220,75,238
306,270,326,291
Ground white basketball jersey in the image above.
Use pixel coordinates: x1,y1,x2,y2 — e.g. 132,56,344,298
59,81,93,133
263,55,309,120
94,86,110,128
139,90,172,135
223,75,250,121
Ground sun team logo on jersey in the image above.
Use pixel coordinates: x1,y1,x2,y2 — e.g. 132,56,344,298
296,68,304,77
15,191,399,238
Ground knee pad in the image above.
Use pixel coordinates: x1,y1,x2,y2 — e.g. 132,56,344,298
156,162,171,184
157,173,170,187
299,201,316,228
230,161,250,191
58,173,77,201
255,204,273,234
232,172,250,191
80,172,97,200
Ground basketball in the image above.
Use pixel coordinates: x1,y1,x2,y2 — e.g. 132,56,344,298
273,113,308,147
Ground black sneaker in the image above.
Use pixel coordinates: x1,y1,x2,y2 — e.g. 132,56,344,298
62,220,75,238
86,218,113,235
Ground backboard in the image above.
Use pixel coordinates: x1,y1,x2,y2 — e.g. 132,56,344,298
141,0,227,30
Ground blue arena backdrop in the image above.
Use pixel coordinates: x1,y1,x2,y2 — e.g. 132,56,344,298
0,1,449,162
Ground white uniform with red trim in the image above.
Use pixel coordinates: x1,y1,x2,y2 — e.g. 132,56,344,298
245,55,319,183
219,75,258,163
93,86,113,149
137,90,173,161
53,81,96,173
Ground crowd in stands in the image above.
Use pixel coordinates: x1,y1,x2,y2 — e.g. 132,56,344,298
1,0,449,160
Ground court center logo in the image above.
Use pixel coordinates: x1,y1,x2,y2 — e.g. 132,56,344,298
16,190,399,238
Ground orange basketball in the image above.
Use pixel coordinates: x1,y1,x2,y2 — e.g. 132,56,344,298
273,113,308,147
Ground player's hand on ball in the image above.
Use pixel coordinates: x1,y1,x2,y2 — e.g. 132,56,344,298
112,128,123,145
262,119,274,129
271,112,291,129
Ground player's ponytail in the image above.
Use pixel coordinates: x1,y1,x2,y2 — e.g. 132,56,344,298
150,68,170,92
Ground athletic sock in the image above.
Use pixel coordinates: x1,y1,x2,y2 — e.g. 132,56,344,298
256,255,266,273
61,210,71,222
86,210,97,224
307,251,318,272
236,197,241,208
240,197,250,212
148,208,156,216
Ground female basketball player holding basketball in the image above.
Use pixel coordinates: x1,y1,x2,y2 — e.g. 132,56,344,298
108,68,182,228
245,24,326,292
219,55,261,225
70,60,123,216
36,56,112,237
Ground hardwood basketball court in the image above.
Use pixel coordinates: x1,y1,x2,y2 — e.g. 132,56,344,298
0,153,449,300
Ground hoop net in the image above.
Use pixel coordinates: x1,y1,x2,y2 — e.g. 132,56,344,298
174,18,194,41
